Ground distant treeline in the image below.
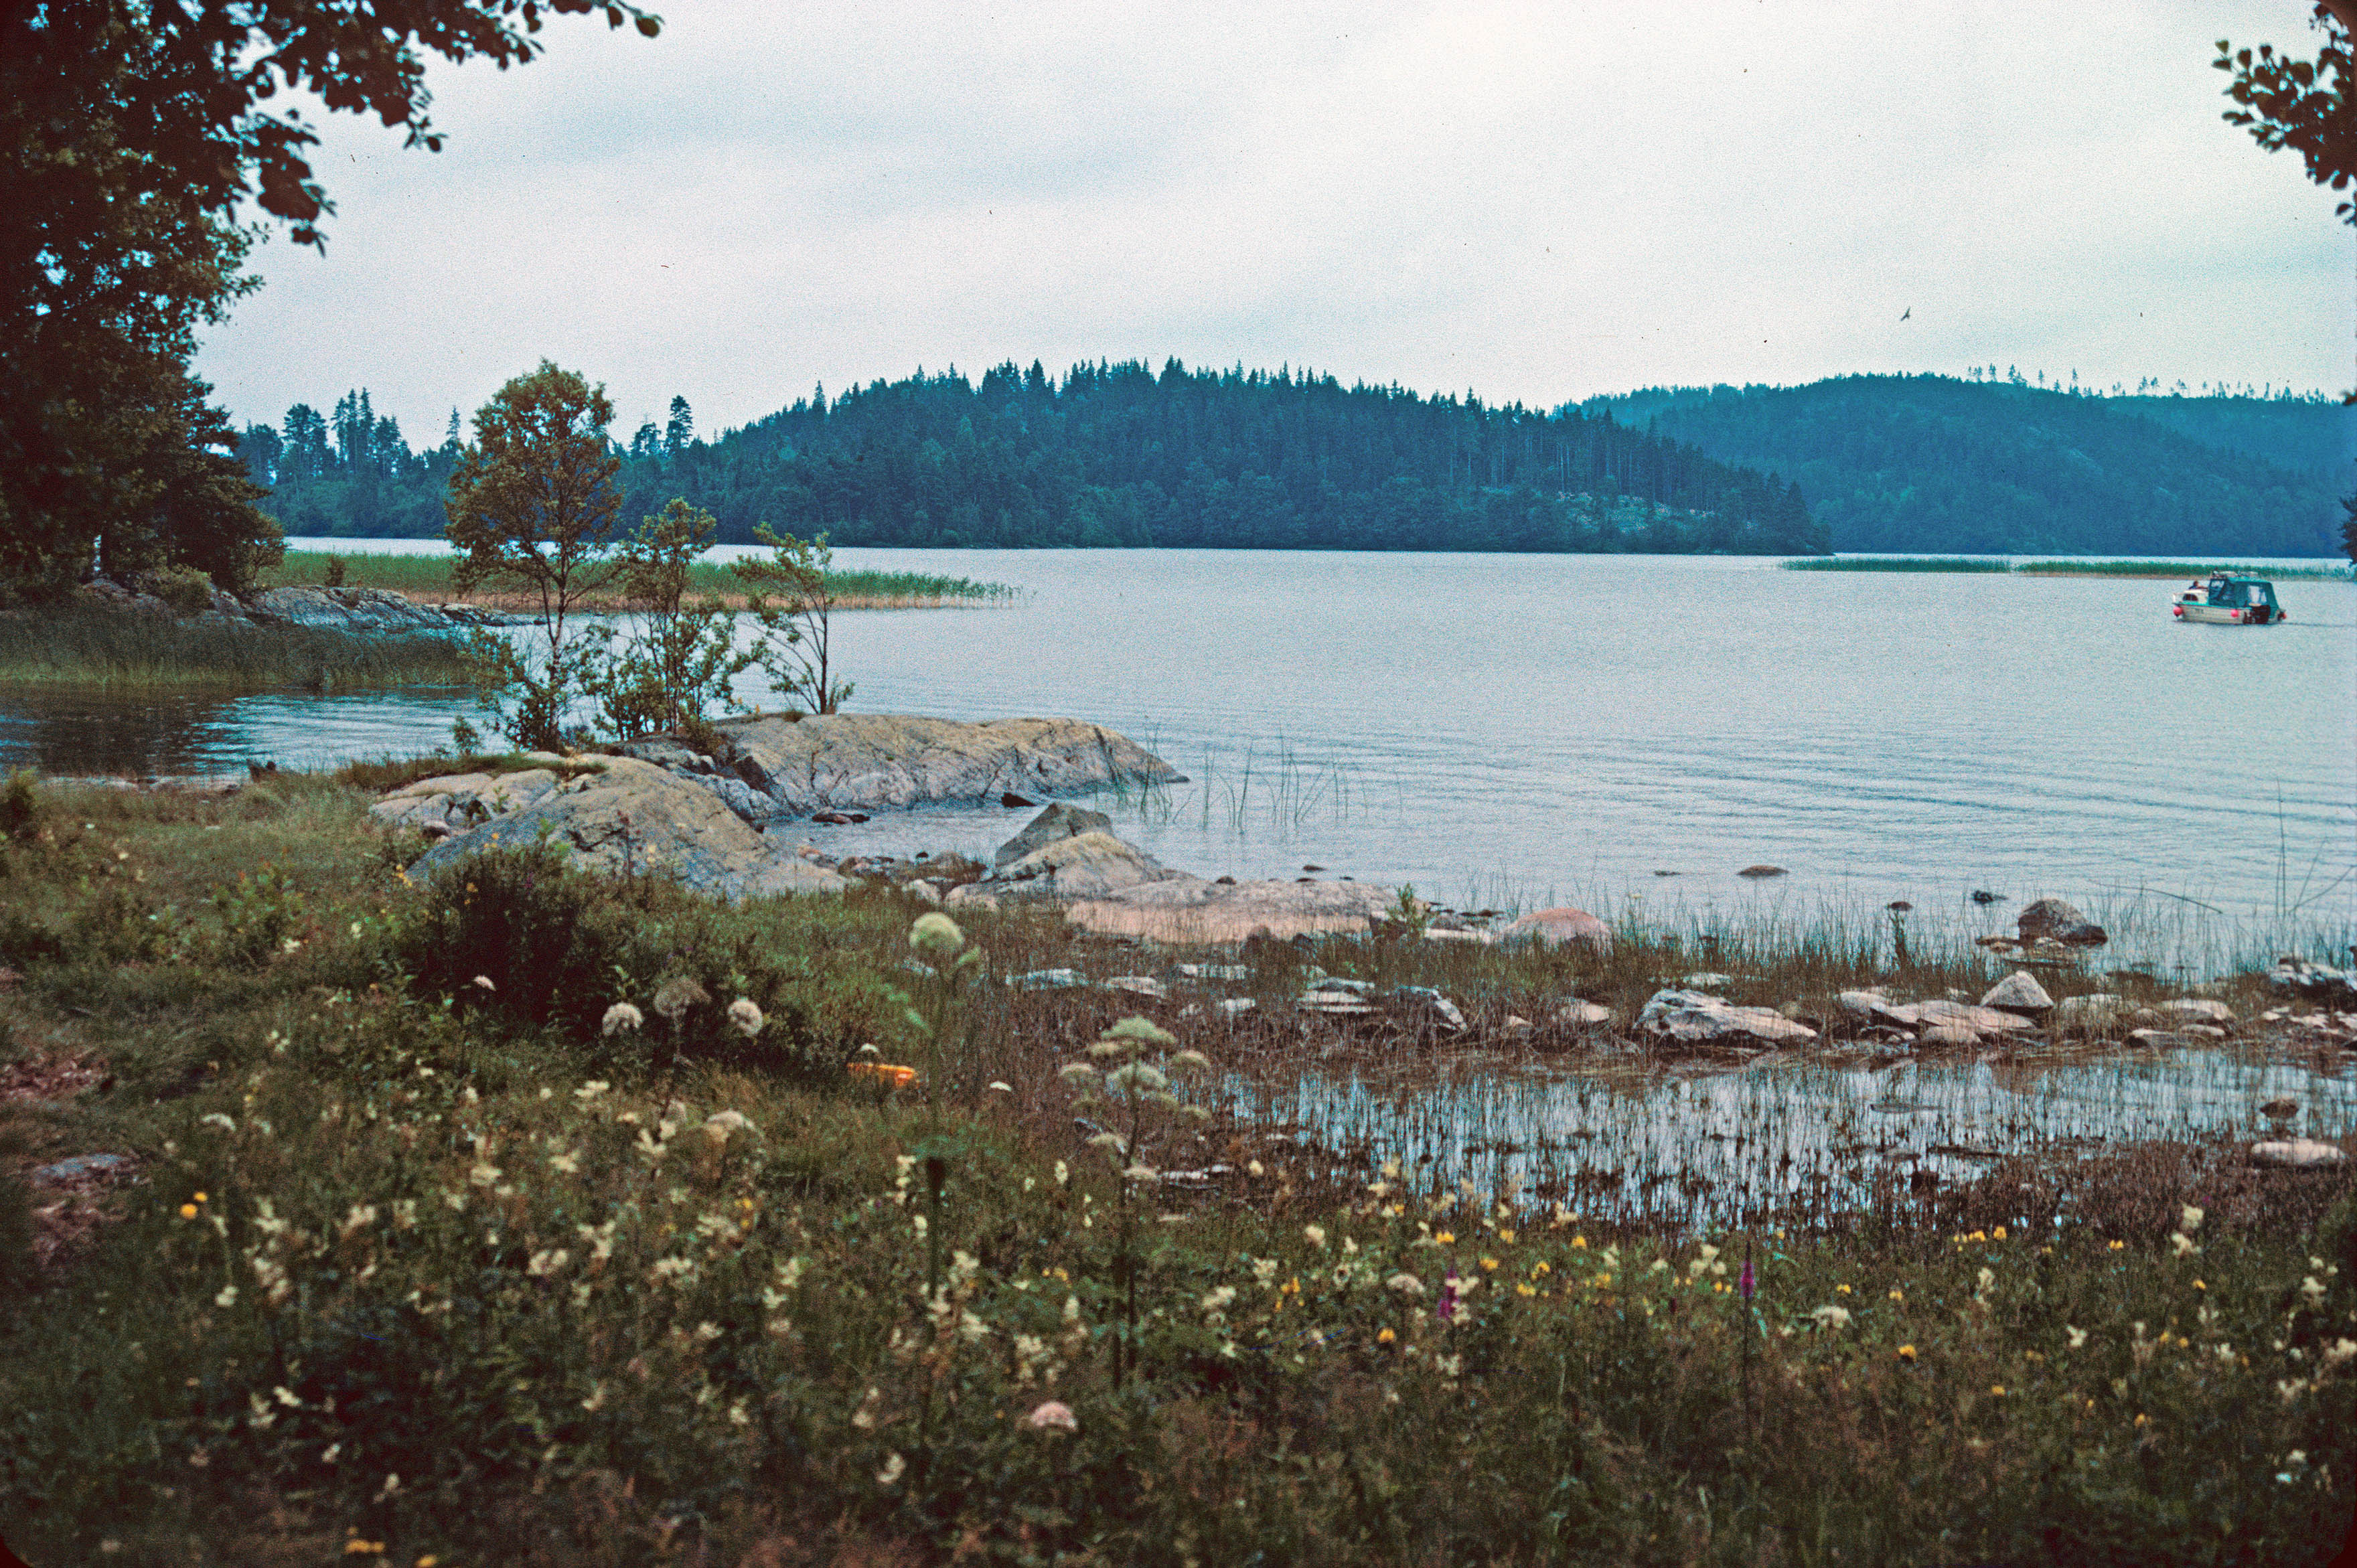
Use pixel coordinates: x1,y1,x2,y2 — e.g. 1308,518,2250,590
237,363,1829,556
1584,374,2353,557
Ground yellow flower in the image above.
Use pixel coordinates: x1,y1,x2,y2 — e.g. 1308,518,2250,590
1990,1385,2005,1396
1835,1283,1851,1295
179,1203,199,1221
1480,1257,1499,1271
1516,1283,1537,1297
2193,1277,2207,1290
1497,1229,1516,1244
1435,1231,1454,1245
2109,1239,2125,1251
1571,1235,1588,1249
1993,1227,2007,1241
2134,1413,2147,1427
1377,1328,1396,1344
1888,1289,1904,1303
192,1191,206,1203
1896,1344,1917,1362
1967,1230,1986,1243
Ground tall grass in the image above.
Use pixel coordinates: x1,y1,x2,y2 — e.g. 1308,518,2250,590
0,779,2350,1564
267,550,1018,608
1783,556,2355,580
0,604,480,690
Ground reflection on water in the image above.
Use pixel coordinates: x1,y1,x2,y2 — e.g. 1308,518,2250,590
1233,1042,2357,1228
0,685,480,777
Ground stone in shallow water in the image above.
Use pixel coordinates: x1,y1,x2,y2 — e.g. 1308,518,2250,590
2053,993,2129,1036
994,802,1114,867
2249,1139,2348,1170
2159,998,2236,1026
2016,896,2107,947
1499,907,1612,953
1914,1000,2034,1034
1980,971,2054,1015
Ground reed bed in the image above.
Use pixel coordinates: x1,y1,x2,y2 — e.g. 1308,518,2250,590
1783,556,2354,580
267,550,1019,609
0,777,2350,1565
0,603,481,690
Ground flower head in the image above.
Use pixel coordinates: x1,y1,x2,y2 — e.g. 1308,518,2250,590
1809,1304,1851,1331
1103,1015,1176,1048
1896,1344,1916,1362
728,998,765,1038
652,977,708,1022
471,975,496,992
1025,1400,1078,1433
2181,1204,2204,1234
909,911,965,959
601,1002,644,1036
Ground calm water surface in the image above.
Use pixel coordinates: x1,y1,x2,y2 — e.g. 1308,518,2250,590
6,546,2352,955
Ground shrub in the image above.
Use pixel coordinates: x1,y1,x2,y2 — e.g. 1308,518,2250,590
144,563,216,615
322,553,347,588
1,769,38,841
388,842,895,1081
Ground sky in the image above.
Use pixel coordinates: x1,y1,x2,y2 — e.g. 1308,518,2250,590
193,0,2356,447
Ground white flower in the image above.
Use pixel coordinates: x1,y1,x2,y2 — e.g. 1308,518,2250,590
1386,1272,1425,1297
1201,1285,1238,1315
600,1004,643,1037
526,1249,571,1277
1025,1401,1078,1433
2180,1204,2205,1234
2066,1326,2088,1349
693,1320,723,1342
1809,1305,1852,1331
469,1162,503,1188
575,1080,611,1101
1303,1225,1327,1250
471,975,496,992
2322,1338,2357,1371
200,1113,236,1133
1053,1160,1069,1186
727,998,764,1038
2299,1276,2327,1308
1251,1258,1279,1284
2170,1232,2199,1258
876,1452,906,1486
214,1283,238,1308
703,1109,754,1145
548,1150,580,1175
582,1383,607,1413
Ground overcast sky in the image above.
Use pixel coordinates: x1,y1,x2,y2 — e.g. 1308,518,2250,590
193,0,2354,447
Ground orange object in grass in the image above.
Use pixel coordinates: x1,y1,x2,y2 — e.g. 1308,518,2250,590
849,1063,918,1089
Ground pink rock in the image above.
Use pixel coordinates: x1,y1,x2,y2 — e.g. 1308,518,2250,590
1502,907,1613,954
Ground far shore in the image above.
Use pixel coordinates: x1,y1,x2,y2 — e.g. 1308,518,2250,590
1783,556,2355,580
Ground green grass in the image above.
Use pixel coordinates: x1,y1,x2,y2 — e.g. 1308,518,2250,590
0,603,481,690
269,550,1018,607
0,777,2350,1565
1784,556,2356,580
1782,556,2013,572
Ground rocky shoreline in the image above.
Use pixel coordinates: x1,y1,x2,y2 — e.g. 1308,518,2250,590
77,574,529,633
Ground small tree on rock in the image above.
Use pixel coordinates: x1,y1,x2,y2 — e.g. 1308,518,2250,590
586,498,755,744
732,524,853,715
444,362,625,751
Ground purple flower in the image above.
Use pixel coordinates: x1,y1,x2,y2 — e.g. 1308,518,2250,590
1739,1257,1754,1303
1438,1269,1460,1323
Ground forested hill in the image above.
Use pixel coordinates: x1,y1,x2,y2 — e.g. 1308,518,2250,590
1583,376,2352,556
240,362,1829,556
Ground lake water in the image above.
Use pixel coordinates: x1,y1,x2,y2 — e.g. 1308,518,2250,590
6,544,2353,969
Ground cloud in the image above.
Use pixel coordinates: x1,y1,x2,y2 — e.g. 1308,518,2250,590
196,0,2352,444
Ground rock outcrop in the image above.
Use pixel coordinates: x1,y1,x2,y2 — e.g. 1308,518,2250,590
404,757,846,898
623,713,1183,819
246,585,526,633
371,765,569,834
994,802,1114,866
1061,878,1402,943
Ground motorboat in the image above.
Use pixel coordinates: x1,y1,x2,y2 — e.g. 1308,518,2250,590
2172,572,2285,625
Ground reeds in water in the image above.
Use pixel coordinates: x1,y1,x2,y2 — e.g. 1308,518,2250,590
0,604,480,690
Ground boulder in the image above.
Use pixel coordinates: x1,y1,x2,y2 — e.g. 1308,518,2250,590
645,713,1182,817
2017,897,2108,948
2250,1139,2348,1170
2265,957,2357,1009
1913,1000,2035,1035
1838,990,1923,1028
1555,1000,1613,1028
1388,986,1467,1032
1637,988,1817,1048
1499,907,1613,954
946,832,1186,908
1060,878,1401,944
1917,1022,1982,1048
1737,865,1786,879
406,757,848,899
1980,971,2055,1016
371,769,564,833
994,802,1115,867
2053,993,2129,1037
2158,999,2236,1027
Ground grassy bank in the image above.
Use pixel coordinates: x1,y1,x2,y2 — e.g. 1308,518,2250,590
1,775,2351,1565
267,550,1020,610
1784,556,2356,580
0,604,481,690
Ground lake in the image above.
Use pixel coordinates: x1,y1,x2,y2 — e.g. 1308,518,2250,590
5,545,2353,971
